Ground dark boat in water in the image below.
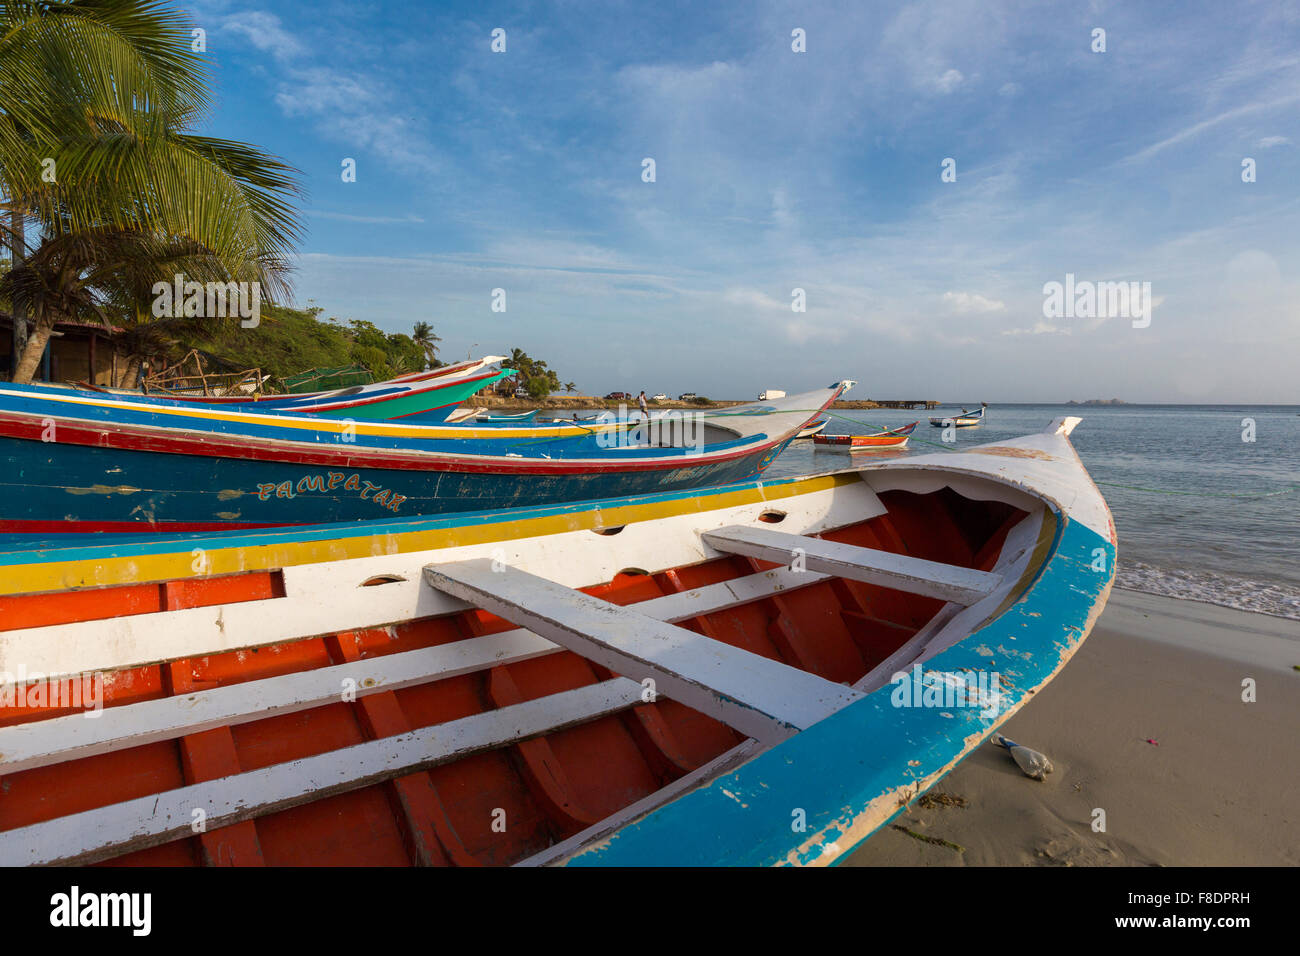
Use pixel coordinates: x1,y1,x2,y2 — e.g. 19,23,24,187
929,402,987,427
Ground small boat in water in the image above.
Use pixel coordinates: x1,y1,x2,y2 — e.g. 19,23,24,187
795,419,828,438
814,421,917,449
444,408,542,425
0,416,1113,866
929,402,986,428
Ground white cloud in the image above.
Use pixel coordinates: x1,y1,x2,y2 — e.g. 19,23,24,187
1119,94,1300,165
1257,135,1290,148
221,11,304,61
724,288,787,311
943,291,1005,313
933,69,964,94
310,211,426,224
1001,321,1069,336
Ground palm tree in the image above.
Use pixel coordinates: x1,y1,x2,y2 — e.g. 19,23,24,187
507,347,533,378
564,381,576,394
1,0,301,383
411,321,441,369
0,227,250,377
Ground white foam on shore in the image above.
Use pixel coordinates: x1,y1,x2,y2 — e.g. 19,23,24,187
1117,560,1300,621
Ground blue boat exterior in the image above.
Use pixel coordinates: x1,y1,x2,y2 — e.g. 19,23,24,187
0,432,790,531
0,381,841,532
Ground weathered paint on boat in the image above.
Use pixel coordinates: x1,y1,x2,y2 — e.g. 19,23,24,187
794,419,828,438
9,358,513,424
0,383,848,532
0,417,1113,866
814,421,917,448
567,511,1108,865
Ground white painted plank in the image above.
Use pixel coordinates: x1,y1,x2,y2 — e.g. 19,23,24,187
0,479,879,690
424,560,863,744
0,565,829,774
701,525,1001,605
0,629,555,775
0,678,643,867
854,510,1043,694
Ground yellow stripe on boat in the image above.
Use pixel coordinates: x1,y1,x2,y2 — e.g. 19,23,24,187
0,473,861,596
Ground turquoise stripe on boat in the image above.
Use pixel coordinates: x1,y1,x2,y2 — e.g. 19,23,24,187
565,514,1114,866
0,471,811,564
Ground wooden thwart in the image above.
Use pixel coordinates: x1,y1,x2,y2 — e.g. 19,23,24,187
0,564,829,774
700,525,1001,606
0,679,644,867
424,559,863,744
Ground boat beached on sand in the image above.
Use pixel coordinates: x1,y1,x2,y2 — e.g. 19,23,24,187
0,416,1114,866
14,356,514,424
0,382,852,533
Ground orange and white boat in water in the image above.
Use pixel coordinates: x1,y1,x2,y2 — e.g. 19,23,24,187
813,421,918,449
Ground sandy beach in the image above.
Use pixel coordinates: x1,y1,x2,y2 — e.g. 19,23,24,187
846,588,1300,867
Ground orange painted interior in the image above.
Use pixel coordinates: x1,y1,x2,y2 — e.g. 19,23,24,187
0,488,1025,865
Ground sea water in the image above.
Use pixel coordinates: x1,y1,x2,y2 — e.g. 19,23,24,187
769,404,1300,621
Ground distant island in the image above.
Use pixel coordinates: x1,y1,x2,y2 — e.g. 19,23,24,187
1066,398,1129,406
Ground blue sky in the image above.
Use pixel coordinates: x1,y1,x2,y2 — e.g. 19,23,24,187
188,0,1300,401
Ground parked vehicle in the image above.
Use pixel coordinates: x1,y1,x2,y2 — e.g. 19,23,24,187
604,391,630,401
758,389,786,401
651,393,667,402
678,392,697,401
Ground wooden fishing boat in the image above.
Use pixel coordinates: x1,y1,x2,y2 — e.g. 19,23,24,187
929,403,986,428
0,416,1114,866
0,382,849,533
16,357,514,424
795,419,828,439
813,421,917,449
443,408,541,425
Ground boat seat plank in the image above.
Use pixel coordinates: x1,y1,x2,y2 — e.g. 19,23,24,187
423,559,863,744
0,678,644,867
0,564,829,775
700,525,1001,606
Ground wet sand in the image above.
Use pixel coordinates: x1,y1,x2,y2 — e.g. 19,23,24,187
845,589,1300,866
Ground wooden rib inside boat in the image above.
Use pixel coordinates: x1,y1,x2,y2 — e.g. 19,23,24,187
0,418,1114,866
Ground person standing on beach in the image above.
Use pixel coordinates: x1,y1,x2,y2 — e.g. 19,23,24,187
638,390,649,421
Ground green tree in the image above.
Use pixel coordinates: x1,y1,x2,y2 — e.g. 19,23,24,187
412,321,441,369
1,0,301,383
